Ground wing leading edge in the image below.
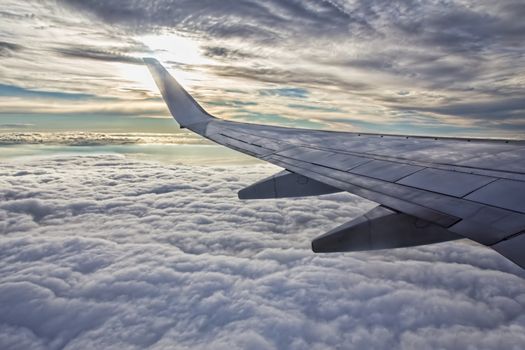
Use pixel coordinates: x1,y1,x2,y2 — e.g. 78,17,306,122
144,58,525,269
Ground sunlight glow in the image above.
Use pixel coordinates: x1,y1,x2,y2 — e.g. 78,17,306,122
116,63,159,94
140,33,212,66
116,33,215,91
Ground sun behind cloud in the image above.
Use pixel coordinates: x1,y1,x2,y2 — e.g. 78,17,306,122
140,33,211,66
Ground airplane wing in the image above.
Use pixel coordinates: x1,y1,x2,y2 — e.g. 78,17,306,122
144,58,525,269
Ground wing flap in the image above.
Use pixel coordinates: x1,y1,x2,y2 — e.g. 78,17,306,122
238,170,341,199
312,206,460,253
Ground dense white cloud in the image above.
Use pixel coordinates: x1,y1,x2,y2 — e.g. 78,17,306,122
0,155,524,349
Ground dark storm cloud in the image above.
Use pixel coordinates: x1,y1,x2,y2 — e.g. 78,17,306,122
55,46,143,65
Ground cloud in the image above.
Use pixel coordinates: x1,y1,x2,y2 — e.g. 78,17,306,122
0,84,99,100
59,0,361,41
0,154,524,349
230,112,326,129
202,46,256,61
287,104,343,113
398,97,525,121
55,46,144,65
0,131,203,146
260,88,309,99
1,0,524,137
58,0,524,67
51,0,525,136
0,41,22,57
0,123,34,130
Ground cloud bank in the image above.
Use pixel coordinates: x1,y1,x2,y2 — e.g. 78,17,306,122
0,132,203,146
0,155,524,349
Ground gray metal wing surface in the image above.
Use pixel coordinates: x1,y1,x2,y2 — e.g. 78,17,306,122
144,58,525,269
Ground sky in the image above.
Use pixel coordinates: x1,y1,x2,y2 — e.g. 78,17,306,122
0,0,524,137
1,2,525,349
0,155,524,349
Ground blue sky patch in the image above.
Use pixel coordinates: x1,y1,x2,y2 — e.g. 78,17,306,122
206,100,258,107
0,83,100,100
288,103,344,113
259,87,309,99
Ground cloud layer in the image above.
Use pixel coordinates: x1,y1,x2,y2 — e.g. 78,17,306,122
1,1,524,136
51,0,525,134
1,155,524,349
0,131,202,146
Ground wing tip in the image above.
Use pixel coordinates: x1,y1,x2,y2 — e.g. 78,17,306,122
142,56,215,133
143,57,159,65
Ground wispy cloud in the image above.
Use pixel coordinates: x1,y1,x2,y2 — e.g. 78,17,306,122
1,0,524,136
0,41,23,57
0,83,99,100
260,87,309,99
55,46,144,65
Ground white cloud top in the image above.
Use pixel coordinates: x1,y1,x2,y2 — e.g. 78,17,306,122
0,155,524,349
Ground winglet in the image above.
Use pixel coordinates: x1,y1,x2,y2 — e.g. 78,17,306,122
143,58,214,134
